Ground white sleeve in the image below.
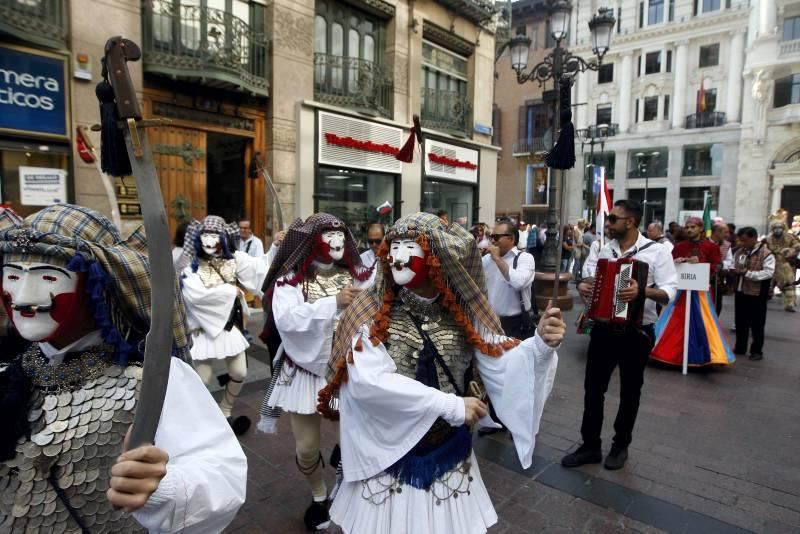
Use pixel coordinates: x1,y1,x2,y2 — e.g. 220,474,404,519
233,251,268,296
582,241,600,279
273,277,338,376
506,252,536,290
722,248,734,270
746,252,775,280
133,359,247,534
181,271,237,337
264,243,279,269
338,328,464,482
252,237,265,258
653,246,678,303
474,334,557,470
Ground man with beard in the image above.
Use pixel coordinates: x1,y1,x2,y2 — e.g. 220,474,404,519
733,227,775,359
258,213,372,531
0,205,246,533
317,212,565,534
565,200,677,470
764,219,800,312
179,215,269,435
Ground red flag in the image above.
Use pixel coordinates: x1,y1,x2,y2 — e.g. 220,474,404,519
697,77,706,113
395,115,423,163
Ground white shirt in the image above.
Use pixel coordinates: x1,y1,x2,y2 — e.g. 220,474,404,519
482,250,536,316
517,230,529,250
238,235,264,258
583,233,678,326
360,249,379,287
38,332,247,534
722,247,733,270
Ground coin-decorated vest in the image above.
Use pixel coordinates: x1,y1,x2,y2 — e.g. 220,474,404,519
0,345,144,534
196,257,237,289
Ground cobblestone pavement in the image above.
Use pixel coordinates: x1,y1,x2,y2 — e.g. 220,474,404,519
221,293,800,533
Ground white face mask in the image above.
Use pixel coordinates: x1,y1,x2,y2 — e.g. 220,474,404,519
389,239,425,286
200,233,221,257
321,230,345,261
2,261,78,341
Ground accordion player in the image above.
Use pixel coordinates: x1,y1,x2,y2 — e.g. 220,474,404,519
586,257,649,328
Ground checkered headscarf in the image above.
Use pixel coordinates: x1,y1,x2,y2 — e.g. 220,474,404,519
327,212,504,376
178,215,240,272
0,204,190,362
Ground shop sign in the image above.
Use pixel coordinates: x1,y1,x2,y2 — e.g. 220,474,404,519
19,166,67,206
318,111,403,174
424,139,478,184
0,45,69,139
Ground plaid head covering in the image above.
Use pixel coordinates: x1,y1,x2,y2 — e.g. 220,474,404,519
178,215,240,272
327,212,504,376
0,204,190,363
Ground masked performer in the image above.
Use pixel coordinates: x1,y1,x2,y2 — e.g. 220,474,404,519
0,204,246,533
179,215,269,435
651,216,734,367
764,217,800,312
317,212,565,534
258,213,372,531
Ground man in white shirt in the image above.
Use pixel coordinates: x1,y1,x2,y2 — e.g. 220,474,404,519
563,199,677,472
238,219,264,257
359,223,384,270
483,220,537,340
517,222,529,251
646,221,674,255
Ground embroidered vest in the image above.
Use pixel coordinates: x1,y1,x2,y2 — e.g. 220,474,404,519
734,245,771,297
196,257,237,289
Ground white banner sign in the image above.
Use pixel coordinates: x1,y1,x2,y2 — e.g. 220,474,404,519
19,166,67,206
676,263,710,291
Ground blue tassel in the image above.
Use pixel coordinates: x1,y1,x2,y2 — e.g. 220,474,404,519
385,425,472,490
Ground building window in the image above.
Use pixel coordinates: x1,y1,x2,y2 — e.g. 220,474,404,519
699,44,720,67
668,0,675,21
643,96,659,121
598,63,613,84
784,16,800,41
638,1,644,28
628,188,666,224
679,186,720,212
421,41,469,134
637,55,642,77
635,98,639,122
589,152,615,181
645,51,661,74
697,87,717,112
666,50,672,72
518,102,552,149
617,7,622,33
648,0,664,25
774,74,800,107
628,147,668,178
682,144,722,176
663,94,670,120
702,0,721,13
423,179,475,227
492,105,501,146
524,165,548,205
596,103,612,125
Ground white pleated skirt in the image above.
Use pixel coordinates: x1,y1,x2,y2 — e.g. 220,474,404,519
330,453,497,534
267,364,326,415
190,327,249,361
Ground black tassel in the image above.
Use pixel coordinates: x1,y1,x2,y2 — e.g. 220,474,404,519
546,78,576,170
96,79,131,177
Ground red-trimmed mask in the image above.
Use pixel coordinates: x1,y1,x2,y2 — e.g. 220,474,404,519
1,260,87,342
388,238,428,288
315,230,346,263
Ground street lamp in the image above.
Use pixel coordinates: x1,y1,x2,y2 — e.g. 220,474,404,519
510,4,615,279
576,123,611,224
636,150,661,227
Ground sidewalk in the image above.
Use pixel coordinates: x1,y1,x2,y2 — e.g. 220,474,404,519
221,294,799,533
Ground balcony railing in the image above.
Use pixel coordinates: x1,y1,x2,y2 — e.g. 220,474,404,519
421,89,472,137
0,0,67,49
585,123,619,138
685,111,726,129
513,137,548,155
780,39,800,57
142,0,270,97
313,53,393,119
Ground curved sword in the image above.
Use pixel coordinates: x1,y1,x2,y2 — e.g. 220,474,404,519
102,36,174,449
253,152,285,230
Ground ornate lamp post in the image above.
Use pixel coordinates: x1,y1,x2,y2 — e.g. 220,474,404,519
509,2,615,295
576,123,611,224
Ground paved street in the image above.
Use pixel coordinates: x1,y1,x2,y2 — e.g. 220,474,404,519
221,291,800,533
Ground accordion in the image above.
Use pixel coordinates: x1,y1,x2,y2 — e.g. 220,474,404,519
587,258,649,328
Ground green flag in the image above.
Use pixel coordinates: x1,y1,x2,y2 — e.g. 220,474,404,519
703,192,713,237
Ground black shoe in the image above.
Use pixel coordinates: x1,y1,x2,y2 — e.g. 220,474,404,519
561,445,602,468
604,446,628,470
303,499,329,531
748,352,763,361
227,415,251,436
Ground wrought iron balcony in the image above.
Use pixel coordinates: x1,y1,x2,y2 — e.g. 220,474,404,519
313,53,393,119
585,123,619,138
513,137,548,155
421,89,472,138
142,0,270,97
0,0,67,49
685,111,726,129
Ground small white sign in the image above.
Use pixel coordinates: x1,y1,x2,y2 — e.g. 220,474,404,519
19,166,67,206
675,262,710,291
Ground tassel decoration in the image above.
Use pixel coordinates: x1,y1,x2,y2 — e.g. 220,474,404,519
545,77,576,170
95,68,131,177
395,114,423,163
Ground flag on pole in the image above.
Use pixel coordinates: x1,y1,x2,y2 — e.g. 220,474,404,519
595,166,611,248
697,77,706,113
702,191,713,237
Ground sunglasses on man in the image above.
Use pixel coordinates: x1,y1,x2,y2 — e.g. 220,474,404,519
606,214,631,224
490,233,512,241
367,239,383,245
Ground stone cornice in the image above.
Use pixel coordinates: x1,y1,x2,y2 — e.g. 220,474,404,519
423,20,476,57
341,0,395,19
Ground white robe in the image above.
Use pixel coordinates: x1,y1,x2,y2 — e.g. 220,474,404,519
331,325,558,534
182,251,268,361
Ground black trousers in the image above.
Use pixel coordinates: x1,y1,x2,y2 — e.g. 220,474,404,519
580,323,654,450
734,292,768,354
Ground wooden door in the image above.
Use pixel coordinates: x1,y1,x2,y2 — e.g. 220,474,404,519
146,126,207,239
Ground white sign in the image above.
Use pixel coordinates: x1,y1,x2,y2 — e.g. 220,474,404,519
19,166,67,205
675,263,710,291
424,139,478,184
